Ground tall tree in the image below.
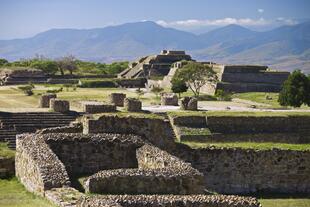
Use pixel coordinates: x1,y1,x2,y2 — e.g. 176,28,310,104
57,55,78,75
173,61,217,97
278,70,310,107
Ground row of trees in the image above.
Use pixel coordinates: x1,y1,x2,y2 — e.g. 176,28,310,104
0,55,128,76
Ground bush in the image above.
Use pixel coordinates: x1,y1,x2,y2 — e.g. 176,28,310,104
18,85,34,96
215,89,232,101
278,70,310,107
78,79,117,88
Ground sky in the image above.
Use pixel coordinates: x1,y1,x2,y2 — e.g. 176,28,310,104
0,0,309,39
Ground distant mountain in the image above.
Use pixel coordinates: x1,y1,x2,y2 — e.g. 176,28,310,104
0,21,309,73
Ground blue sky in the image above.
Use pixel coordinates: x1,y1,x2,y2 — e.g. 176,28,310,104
0,0,309,39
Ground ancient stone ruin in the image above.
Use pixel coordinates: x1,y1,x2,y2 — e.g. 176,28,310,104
50,99,70,113
118,50,192,79
0,68,48,85
124,98,142,112
82,101,116,113
109,93,126,107
181,97,198,111
161,93,178,106
39,93,57,108
15,131,261,207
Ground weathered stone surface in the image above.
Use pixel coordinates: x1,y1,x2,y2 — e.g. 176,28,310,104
124,98,142,112
79,194,261,207
39,93,57,108
161,93,178,106
82,101,116,113
180,97,198,111
50,99,70,113
109,93,126,107
84,144,203,195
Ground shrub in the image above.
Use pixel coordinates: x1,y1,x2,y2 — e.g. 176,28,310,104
78,79,117,88
18,85,34,96
215,89,232,101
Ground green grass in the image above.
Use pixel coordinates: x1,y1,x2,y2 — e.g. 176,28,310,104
0,143,15,158
233,92,310,109
182,141,310,151
0,177,55,207
259,198,310,207
92,111,165,120
179,127,212,136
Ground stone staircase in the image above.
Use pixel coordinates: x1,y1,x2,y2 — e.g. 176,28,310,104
0,112,79,149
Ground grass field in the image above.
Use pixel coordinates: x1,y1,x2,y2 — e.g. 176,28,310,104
232,92,310,109
0,178,55,207
260,198,310,207
183,141,310,151
0,143,15,158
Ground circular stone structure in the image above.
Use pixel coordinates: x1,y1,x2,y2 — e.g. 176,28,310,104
109,93,126,107
39,93,57,108
50,99,70,113
124,98,142,112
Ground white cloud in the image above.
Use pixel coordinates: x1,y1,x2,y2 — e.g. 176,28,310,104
156,18,270,28
258,9,264,13
276,17,298,25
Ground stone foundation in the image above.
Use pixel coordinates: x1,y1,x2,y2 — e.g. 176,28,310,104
39,93,57,108
82,101,116,113
124,98,142,112
109,93,126,107
0,157,14,178
180,97,198,110
50,99,70,113
161,93,178,106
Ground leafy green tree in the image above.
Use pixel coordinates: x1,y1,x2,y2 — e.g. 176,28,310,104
173,61,217,97
171,79,188,98
0,58,8,66
30,60,58,74
278,70,310,107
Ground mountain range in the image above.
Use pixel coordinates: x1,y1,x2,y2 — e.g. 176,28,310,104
0,21,309,73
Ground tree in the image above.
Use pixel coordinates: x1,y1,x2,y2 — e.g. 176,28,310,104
171,79,188,98
0,58,8,66
278,70,310,107
30,60,58,75
57,55,78,75
173,61,217,97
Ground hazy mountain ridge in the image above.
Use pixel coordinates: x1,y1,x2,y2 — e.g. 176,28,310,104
0,21,309,73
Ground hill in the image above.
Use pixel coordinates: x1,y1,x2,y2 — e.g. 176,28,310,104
0,21,309,73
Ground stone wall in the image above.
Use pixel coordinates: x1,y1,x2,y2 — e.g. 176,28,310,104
82,115,176,150
15,134,71,195
175,145,310,194
46,133,143,176
0,157,14,178
78,195,261,207
82,102,116,113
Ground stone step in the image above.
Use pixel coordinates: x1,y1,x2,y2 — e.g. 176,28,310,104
2,120,74,124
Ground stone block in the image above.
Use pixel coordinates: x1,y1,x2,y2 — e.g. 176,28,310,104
109,93,126,107
161,93,178,106
82,101,116,113
39,93,57,108
180,97,198,111
124,98,142,112
50,99,70,113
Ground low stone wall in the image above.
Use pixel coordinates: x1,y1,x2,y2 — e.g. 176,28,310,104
170,115,207,127
82,143,202,195
175,145,310,194
50,99,70,113
124,98,142,112
36,124,83,134
161,93,178,106
0,157,14,178
83,115,176,150
180,97,198,111
82,102,116,113
46,133,143,176
78,194,261,207
221,71,289,84
109,93,126,107
39,93,57,108
15,134,71,195
116,78,147,88
46,78,79,84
